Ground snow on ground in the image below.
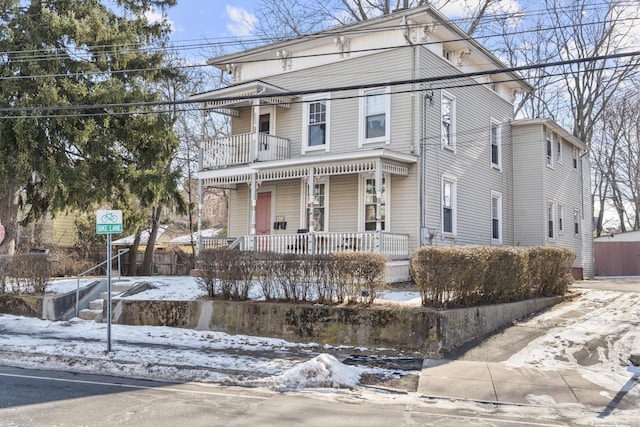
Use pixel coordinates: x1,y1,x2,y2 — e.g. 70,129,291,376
3,276,419,390
505,288,640,396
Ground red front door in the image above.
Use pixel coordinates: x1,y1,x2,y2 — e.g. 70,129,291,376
256,192,271,235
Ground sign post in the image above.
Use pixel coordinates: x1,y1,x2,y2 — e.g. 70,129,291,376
96,209,123,352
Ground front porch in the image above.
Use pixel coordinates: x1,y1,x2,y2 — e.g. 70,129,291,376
203,230,409,259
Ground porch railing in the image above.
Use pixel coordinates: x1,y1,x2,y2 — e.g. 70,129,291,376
201,132,291,169
242,232,409,258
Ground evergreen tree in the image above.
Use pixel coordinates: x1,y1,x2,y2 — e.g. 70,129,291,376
0,0,178,254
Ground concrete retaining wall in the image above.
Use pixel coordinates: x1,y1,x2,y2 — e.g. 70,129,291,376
111,296,563,357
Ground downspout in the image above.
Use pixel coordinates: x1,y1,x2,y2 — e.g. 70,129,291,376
252,86,267,161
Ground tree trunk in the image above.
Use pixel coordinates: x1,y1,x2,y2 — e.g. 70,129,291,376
0,180,20,256
126,228,142,276
141,206,162,276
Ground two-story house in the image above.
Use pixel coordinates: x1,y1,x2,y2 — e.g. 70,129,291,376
189,5,593,280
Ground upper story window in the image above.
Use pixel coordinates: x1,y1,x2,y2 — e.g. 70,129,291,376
546,130,553,167
556,135,563,164
558,203,564,234
490,119,501,169
359,87,390,145
443,46,453,61
441,92,456,150
442,175,457,236
574,209,580,234
302,94,330,153
572,147,579,170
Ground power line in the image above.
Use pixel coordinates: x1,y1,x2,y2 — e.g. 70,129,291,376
1,50,636,120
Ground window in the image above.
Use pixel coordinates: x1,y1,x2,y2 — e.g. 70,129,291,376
556,135,563,164
573,147,579,170
302,95,329,152
490,119,501,169
441,92,456,150
442,176,457,235
443,46,453,61
491,191,502,243
548,201,555,239
364,177,386,231
558,204,564,234
574,209,580,234
359,87,390,144
546,130,553,167
305,183,327,231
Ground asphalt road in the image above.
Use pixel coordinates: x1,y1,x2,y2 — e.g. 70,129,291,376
0,365,574,427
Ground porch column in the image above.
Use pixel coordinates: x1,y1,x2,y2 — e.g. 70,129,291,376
250,172,257,251
307,168,315,254
252,99,261,161
375,159,383,253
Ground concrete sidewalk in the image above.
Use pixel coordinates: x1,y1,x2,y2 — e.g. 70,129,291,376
418,359,640,410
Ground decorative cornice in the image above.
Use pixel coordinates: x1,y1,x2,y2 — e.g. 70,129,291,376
333,36,351,58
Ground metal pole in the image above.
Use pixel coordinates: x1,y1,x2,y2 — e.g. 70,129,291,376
107,233,112,352
75,276,80,318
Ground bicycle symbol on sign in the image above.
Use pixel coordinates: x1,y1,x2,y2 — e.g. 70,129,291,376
101,211,118,223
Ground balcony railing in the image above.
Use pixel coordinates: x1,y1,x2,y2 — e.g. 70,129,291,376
201,132,291,169
217,231,409,259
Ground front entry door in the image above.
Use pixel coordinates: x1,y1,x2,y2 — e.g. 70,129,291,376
256,192,271,234
256,192,271,251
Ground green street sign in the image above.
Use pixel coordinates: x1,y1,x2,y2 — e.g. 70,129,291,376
96,209,123,234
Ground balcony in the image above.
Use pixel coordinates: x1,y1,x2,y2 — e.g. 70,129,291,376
201,132,291,170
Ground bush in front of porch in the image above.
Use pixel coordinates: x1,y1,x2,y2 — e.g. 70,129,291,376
410,246,575,308
195,249,388,305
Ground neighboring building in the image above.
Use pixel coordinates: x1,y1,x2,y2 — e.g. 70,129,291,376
593,231,640,277
190,6,593,279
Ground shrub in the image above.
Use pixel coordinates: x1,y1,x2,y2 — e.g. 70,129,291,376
411,245,575,308
11,253,52,294
331,252,387,304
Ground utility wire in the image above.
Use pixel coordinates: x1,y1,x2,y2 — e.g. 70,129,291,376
1,50,636,119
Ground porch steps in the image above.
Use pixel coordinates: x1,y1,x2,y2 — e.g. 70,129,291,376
81,283,133,323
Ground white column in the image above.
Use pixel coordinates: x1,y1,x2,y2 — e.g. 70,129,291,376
250,172,257,251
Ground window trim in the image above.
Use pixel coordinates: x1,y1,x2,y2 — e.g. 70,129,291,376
359,87,391,146
548,200,555,240
490,118,502,170
491,191,502,244
301,93,330,154
300,177,329,232
556,135,563,165
574,208,580,235
558,203,564,234
441,91,456,152
546,129,554,168
358,174,389,232
442,174,457,237
572,147,579,171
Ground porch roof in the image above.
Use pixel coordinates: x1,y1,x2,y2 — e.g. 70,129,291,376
198,148,417,188
188,80,294,116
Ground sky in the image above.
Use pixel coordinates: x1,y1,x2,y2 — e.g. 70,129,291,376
1,277,639,424
166,1,258,42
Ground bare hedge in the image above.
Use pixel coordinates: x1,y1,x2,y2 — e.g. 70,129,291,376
0,253,52,295
410,246,575,308
195,249,387,305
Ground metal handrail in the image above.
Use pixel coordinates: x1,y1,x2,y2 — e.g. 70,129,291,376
75,248,130,317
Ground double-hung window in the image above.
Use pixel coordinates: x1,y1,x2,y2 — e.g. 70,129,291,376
556,135,563,164
441,92,456,150
490,119,501,169
574,209,580,234
302,94,329,153
359,87,390,145
491,191,502,243
558,204,564,234
546,130,553,167
364,177,386,231
572,147,579,170
548,201,555,239
442,176,456,235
